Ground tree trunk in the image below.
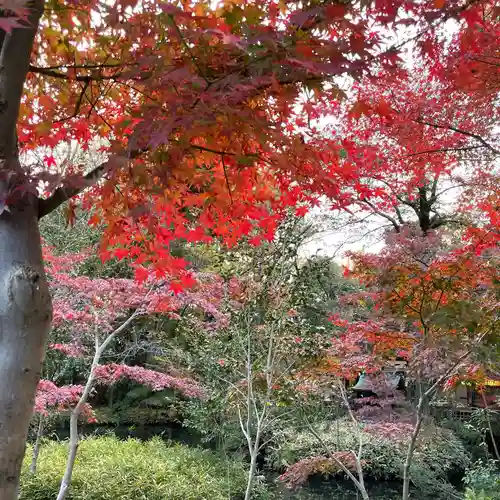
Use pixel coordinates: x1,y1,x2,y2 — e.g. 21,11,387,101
56,313,138,500
402,398,424,500
56,411,80,500
244,448,259,500
354,451,370,500
56,360,97,500
29,415,45,475
0,201,52,499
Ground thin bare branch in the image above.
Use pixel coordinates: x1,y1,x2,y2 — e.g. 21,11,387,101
362,199,400,232
416,119,499,155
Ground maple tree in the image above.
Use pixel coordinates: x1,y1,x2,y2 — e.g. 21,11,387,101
308,0,499,247
274,6,500,490
30,380,90,475
275,227,498,498
326,16,499,495
0,0,497,496
38,245,214,499
292,189,498,495
349,234,497,500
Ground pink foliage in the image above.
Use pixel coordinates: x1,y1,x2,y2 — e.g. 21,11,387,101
48,342,86,357
36,247,216,421
168,273,230,330
93,363,204,398
363,422,414,441
43,245,92,273
45,247,230,338
34,380,95,422
344,226,444,285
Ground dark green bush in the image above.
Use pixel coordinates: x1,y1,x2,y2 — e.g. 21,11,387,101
20,436,270,500
440,417,489,461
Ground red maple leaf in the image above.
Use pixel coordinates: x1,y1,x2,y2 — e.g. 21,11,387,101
44,155,57,167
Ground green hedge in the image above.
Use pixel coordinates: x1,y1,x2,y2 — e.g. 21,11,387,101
20,436,269,500
270,418,469,498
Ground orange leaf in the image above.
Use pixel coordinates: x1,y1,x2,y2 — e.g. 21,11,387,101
349,100,371,119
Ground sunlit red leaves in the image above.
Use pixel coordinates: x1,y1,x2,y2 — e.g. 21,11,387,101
318,31,499,222
14,0,497,290
134,265,149,283
43,155,57,167
88,147,303,275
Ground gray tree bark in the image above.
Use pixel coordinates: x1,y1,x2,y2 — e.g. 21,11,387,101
0,202,52,498
0,2,50,496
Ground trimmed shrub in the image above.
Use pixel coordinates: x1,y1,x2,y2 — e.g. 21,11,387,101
270,418,469,497
20,436,270,500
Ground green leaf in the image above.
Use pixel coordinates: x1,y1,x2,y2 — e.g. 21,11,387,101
236,155,256,166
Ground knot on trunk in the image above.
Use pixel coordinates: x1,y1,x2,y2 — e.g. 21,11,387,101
7,264,48,315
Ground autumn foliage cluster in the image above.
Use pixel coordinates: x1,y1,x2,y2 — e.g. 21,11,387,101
4,0,495,277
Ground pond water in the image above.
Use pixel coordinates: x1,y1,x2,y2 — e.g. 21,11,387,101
47,422,202,447
270,475,417,500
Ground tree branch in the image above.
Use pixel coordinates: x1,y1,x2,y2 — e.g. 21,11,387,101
401,145,483,158
29,64,117,82
403,327,491,500
0,25,5,54
38,161,108,218
37,148,148,218
429,215,468,229
31,62,126,71
305,419,368,499
37,132,262,219
362,199,400,233
394,205,405,225
416,119,499,155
